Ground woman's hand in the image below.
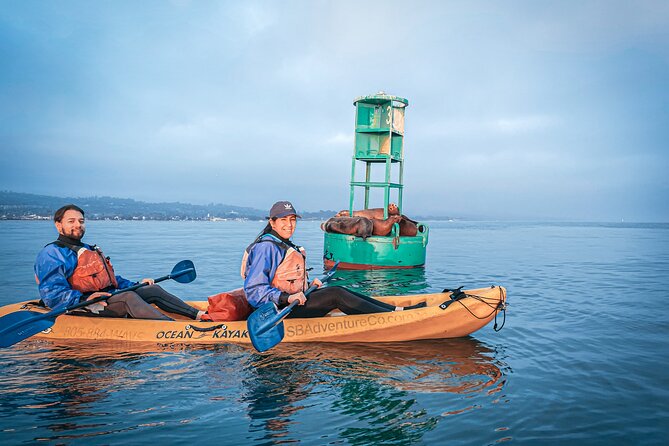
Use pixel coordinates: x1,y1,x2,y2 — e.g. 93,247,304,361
310,278,323,288
141,278,155,285
288,292,307,305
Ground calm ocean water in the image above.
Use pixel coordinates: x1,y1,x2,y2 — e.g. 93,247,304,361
0,220,667,445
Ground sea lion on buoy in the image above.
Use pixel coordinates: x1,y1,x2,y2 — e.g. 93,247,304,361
336,203,400,219
371,214,402,236
321,216,374,240
399,215,419,236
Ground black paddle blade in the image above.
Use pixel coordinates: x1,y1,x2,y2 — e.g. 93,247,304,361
247,302,285,352
0,310,56,348
171,260,196,283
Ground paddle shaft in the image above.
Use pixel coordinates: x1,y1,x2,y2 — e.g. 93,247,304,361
2,267,194,332
257,283,319,334
63,267,195,314
0,260,197,349
255,263,339,336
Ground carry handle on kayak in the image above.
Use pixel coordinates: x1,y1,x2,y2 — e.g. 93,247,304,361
0,260,197,348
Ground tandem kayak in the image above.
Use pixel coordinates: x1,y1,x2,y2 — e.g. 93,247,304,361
0,286,506,346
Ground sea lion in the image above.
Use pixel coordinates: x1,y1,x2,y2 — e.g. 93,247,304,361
321,216,374,240
335,203,400,219
399,215,418,236
371,215,402,236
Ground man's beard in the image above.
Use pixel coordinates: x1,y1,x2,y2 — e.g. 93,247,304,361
63,228,85,241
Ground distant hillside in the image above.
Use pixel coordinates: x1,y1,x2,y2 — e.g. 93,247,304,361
0,191,336,221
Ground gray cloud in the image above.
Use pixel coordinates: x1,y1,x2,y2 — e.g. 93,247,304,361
1,1,667,221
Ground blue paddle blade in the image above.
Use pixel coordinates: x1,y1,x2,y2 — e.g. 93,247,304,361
171,260,196,283
247,302,285,352
0,311,56,348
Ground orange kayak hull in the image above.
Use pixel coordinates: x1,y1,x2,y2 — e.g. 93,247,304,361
0,286,506,345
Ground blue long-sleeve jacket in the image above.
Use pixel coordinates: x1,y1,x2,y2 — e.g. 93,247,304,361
243,237,291,308
34,243,135,310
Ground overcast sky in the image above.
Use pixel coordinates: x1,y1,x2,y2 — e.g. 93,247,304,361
1,1,667,221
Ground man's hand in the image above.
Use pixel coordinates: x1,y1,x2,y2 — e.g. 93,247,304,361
85,292,110,314
140,278,155,285
287,292,307,305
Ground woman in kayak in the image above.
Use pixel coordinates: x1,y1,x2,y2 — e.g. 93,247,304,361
241,201,425,317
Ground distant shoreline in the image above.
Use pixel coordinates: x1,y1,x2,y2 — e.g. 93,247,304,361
3,191,664,223
2,217,667,225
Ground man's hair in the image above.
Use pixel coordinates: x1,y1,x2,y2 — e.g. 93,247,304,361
54,204,85,222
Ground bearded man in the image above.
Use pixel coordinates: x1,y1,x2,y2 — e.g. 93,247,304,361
34,204,204,320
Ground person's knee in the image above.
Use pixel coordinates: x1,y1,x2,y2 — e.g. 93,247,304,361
137,284,168,296
109,292,143,306
135,284,160,299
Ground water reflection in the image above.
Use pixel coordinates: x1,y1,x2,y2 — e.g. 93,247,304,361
245,338,507,445
1,340,160,442
0,337,506,445
241,353,312,443
329,267,429,296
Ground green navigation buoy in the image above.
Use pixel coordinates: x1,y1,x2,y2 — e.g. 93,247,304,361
323,92,429,269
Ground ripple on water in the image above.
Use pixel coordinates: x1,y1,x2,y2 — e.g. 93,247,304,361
2,221,668,444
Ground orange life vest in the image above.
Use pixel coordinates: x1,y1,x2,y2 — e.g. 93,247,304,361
66,244,119,293
241,234,309,295
271,246,308,294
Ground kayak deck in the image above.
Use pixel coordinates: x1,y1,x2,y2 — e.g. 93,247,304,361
0,286,506,345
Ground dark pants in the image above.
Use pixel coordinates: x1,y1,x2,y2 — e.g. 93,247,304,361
94,285,198,321
287,286,394,318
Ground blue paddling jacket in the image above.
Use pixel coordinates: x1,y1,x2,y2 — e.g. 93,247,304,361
34,242,135,310
242,234,308,308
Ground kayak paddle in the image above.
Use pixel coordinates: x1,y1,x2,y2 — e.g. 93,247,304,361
248,261,339,352
0,260,197,348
